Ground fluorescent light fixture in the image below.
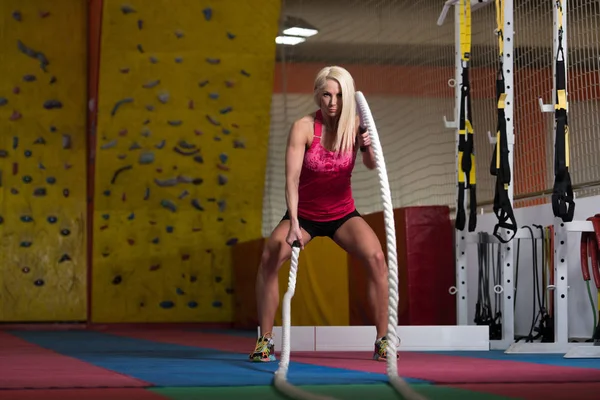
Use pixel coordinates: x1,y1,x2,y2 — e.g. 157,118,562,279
283,27,318,38
275,35,306,45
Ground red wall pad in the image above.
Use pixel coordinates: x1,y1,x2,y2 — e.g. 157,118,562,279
349,206,456,326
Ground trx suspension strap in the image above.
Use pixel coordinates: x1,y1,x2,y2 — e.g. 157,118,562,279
580,214,600,341
455,0,477,232
552,0,575,222
490,0,517,243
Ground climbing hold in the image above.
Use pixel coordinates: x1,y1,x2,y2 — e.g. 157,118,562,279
0,150,8,157
198,80,209,87
46,177,56,184
225,80,234,88
227,32,236,39
61,229,70,236
217,199,226,212
175,29,184,38
168,120,182,126
203,7,212,20
144,187,150,200
178,140,195,149
119,129,127,136
161,199,177,212
13,137,18,149
20,241,32,248
226,238,238,246
178,190,189,199
101,139,117,150
117,154,127,160
103,190,110,196
141,127,151,137
139,152,154,164
24,150,32,157
43,100,62,109
220,106,232,114
181,254,190,261
23,74,36,82
241,218,247,224
209,93,219,100
20,216,33,223
62,134,72,149
63,188,69,198
149,56,158,64
175,57,183,63
149,264,160,271
218,175,228,185
121,5,136,14
47,216,58,223
143,79,160,89
174,147,199,156
17,40,49,71
225,288,234,295
159,301,175,309
191,199,204,211
34,279,45,287
154,177,178,187
40,11,51,18
241,70,251,77
50,126,56,132
13,163,18,175
151,237,159,244
127,239,135,245
212,301,223,308
112,275,122,285
127,212,134,220
111,98,133,116
129,142,141,150
34,137,46,144
166,226,174,233
233,139,245,149
110,165,133,184
176,288,185,295
0,98,7,106
122,192,126,202
190,275,198,282
120,67,130,74
215,276,223,283
34,188,47,196
187,301,198,308
137,20,143,30
101,214,109,220
50,76,57,84
219,153,228,164
206,115,220,126
10,111,22,121
22,175,32,183
194,129,203,136
22,267,29,273
157,92,169,104
206,58,220,65
12,11,22,21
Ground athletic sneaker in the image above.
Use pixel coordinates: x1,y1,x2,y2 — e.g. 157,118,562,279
373,335,400,361
249,333,275,362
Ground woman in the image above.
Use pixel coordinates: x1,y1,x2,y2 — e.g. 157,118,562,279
250,66,396,362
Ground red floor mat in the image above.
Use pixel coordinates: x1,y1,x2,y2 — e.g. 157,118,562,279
0,332,150,389
449,382,600,400
0,388,166,400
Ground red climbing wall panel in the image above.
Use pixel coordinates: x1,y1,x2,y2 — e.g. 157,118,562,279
349,206,456,326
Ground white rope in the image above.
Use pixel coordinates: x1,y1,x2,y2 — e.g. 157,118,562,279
274,245,336,400
274,92,426,400
355,91,426,400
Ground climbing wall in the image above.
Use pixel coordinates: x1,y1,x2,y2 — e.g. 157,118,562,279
0,2,88,321
92,0,281,322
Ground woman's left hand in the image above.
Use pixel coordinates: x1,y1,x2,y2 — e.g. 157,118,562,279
358,127,371,147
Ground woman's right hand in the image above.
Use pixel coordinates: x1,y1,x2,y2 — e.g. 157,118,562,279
286,221,304,250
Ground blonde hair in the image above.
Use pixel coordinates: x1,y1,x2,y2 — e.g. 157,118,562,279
313,66,357,154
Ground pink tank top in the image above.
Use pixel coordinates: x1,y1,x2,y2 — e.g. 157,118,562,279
297,110,357,222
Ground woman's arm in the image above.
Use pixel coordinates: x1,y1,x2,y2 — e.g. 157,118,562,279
285,119,310,223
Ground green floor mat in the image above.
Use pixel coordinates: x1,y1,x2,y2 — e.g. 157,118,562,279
151,383,518,400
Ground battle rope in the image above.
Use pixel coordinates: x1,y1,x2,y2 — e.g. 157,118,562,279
455,0,477,233
579,214,600,341
274,92,425,400
552,0,575,222
490,0,517,243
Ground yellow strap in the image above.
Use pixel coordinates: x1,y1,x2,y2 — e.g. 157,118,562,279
460,0,471,61
495,0,504,56
458,152,465,183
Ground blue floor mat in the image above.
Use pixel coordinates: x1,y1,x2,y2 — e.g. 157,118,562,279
11,331,429,387
428,350,600,370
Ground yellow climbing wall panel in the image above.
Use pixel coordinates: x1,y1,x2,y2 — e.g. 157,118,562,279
92,0,281,322
0,1,88,321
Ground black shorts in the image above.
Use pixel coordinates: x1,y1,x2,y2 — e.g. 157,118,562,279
281,209,361,239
